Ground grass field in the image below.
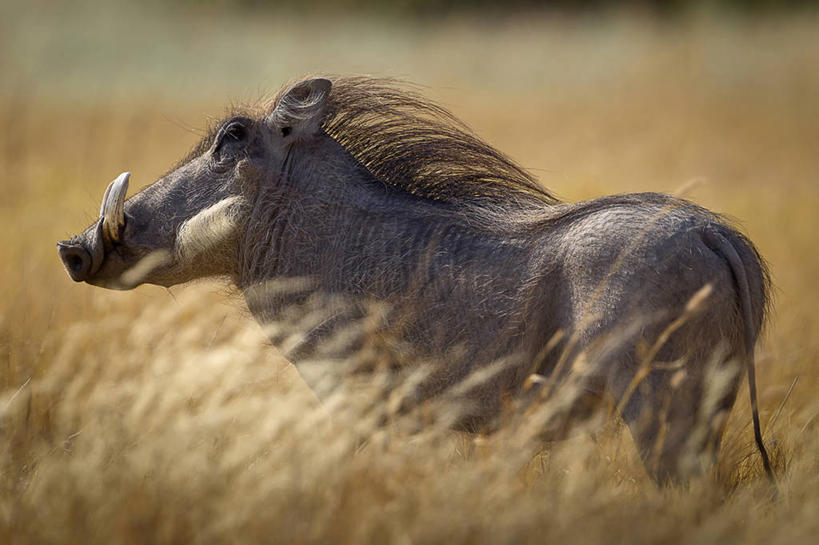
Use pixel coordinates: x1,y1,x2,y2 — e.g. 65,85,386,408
1,2,818,543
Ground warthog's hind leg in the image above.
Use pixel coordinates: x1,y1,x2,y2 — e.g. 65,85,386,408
616,348,743,485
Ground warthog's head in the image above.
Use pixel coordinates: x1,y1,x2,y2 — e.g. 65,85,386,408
57,78,332,289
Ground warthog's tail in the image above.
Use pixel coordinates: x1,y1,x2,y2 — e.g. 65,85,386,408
705,229,776,488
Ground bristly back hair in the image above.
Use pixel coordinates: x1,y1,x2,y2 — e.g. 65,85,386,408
271,75,562,208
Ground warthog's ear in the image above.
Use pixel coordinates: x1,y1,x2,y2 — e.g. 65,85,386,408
266,78,332,141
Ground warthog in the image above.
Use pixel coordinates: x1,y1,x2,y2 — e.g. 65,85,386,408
58,76,773,485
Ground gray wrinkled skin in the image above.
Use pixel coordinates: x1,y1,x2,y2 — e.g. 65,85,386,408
58,76,772,484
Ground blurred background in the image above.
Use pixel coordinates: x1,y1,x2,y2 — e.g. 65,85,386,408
1,0,818,542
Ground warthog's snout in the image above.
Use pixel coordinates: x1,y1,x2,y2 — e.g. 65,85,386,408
57,242,93,282
57,172,131,286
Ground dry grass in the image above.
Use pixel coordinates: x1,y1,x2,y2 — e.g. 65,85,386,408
1,5,819,544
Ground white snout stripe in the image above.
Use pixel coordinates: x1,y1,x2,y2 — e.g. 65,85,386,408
176,196,245,261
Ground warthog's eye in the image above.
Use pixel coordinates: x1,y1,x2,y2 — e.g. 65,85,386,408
212,117,252,169
223,121,248,142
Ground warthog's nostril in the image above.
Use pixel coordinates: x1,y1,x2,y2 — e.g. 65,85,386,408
57,242,92,282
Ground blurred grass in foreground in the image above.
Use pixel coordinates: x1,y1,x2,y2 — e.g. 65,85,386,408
1,3,818,543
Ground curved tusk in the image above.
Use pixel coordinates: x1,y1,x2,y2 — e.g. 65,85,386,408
99,180,113,218
100,172,130,243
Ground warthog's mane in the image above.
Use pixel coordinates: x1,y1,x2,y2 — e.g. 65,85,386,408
270,75,561,208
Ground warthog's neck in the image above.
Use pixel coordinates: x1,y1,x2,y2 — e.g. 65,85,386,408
237,136,542,373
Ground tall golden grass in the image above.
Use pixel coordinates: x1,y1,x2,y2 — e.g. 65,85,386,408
1,6,818,543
